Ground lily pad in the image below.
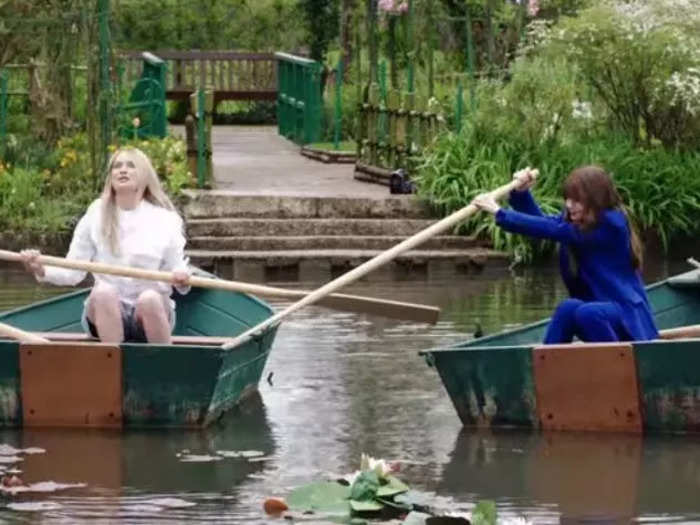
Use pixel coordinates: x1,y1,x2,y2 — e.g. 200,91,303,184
471,500,497,525
349,499,384,512
377,475,409,498
287,481,351,517
394,490,434,513
350,471,380,502
402,511,433,525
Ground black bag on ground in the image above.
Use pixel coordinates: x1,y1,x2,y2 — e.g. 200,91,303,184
389,169,415,194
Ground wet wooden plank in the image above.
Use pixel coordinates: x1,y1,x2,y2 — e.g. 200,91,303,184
20,343,122,428
533,343,642,432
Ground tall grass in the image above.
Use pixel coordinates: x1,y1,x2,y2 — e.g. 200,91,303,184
415,123,700,262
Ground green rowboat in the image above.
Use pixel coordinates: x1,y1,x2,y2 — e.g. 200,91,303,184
0,273,277,429
421,269,700,434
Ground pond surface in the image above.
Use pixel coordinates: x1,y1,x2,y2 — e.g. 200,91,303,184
0,255,698,524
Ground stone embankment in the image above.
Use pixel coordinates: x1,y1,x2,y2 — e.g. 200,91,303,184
182,190,507,276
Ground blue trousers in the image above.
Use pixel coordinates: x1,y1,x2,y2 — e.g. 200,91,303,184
544,299,628,344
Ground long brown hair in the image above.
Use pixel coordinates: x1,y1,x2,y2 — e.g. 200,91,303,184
562,165,643,270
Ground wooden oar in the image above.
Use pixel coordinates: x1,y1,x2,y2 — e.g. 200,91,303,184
0,250,439,324
221,177,524,350
0,321,49,344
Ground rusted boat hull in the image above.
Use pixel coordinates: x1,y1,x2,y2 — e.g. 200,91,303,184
421,269,700,433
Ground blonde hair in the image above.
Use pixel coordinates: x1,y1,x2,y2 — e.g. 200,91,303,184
101,148,177,255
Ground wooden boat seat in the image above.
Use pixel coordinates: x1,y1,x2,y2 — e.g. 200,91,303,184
34,332,231,346
657,325,700,340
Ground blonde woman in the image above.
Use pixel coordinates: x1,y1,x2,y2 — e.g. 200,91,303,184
21,148,190,344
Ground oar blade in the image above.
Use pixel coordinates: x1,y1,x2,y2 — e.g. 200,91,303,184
316,295,440,324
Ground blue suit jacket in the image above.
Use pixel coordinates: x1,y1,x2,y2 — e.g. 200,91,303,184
495,190,658,341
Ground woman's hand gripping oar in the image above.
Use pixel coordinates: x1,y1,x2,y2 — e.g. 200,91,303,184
0,250,439,324
220,176,527,350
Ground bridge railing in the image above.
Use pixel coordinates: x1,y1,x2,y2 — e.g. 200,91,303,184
275,52,321,145
119,50,277,102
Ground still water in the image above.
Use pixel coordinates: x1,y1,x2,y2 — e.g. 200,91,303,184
0,256,699,524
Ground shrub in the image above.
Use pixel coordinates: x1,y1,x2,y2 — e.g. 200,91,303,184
540,0,700,149
415,123,700,262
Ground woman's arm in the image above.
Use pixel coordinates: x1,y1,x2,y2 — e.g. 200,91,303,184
162,216,191,295
495,208,625,247
39,210,96,286
508,190,543,217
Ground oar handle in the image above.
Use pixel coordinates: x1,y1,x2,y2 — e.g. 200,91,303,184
221,177,523,349
0,250,441,323
0,322,49,344
0,249,304,296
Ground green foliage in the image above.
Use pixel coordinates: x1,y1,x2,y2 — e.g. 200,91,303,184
320,78,362,142
0,165,82,232
0,132,193,235
298,0,339,63
416,0,700,262
213,101,276,125
415,121,700,262
113,0,305,52
470,500,497,525
538,0,700,148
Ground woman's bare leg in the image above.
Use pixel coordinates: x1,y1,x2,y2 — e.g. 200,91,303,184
86,283,123,343
135,290,171,344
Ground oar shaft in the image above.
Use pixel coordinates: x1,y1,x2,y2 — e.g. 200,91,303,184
0,250,440,323
0,322,49,344
221,179,521,349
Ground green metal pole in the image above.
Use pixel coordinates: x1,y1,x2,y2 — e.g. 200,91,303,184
197,88,205,188
0,69,7,156
407,0,414,93
98,0,112,170
334,58,344,150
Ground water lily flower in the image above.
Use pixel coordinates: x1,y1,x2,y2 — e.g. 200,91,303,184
360,453,392,478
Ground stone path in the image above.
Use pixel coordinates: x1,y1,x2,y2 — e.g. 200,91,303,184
180,125,506,273
211,126,383,197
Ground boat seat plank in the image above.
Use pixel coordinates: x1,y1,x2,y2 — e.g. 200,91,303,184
667,270,700,288
657,325,700,340
35,332,231,346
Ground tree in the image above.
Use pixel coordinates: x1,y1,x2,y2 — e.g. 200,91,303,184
298,0,340,63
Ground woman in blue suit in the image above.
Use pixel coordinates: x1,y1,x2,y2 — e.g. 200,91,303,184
472,165,658,344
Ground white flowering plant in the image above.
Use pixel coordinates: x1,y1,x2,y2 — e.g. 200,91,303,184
277,453,499,524
541,0,700,148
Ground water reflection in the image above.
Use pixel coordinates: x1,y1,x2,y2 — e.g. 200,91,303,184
0,256,699,522
438,429,700,523
0,393,274,522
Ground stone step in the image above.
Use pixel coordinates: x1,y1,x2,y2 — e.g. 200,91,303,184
187,218,438,237
188,235,482,251
186,248,507,269
181,190,432,219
